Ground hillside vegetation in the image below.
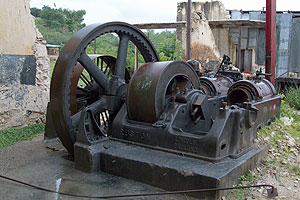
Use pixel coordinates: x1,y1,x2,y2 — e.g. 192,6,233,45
31,6,86,44
31,6,183,64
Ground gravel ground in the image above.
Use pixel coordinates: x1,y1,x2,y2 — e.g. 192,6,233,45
241,113,300,200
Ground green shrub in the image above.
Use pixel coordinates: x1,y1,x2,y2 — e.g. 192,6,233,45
285,87,300,110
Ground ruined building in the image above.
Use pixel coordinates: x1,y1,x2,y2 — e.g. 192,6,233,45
177,1,300,78
0,0,50,129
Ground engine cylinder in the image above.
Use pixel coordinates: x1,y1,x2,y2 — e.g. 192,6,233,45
227,79,276,105
200,76,233,97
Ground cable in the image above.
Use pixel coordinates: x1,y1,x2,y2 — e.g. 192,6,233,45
0,174,277,199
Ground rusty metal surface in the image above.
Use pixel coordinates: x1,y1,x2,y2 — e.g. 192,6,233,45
46,20,282,200
112,60,280,161
69,63,84,115
200,76,233,97
265,0,277,85
227,78,276,105
127,61,200,123
200,55,238,97
49,22,159,154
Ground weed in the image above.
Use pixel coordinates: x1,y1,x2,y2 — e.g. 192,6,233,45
292,165,300,175
285,87,300,110
0,123,45,149
261,157,270,165
226,171,257,199
228,99,299,199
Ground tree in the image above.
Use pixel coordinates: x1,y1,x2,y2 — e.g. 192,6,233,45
32,6,86,44
146,30,182,61
40,6,65,29
31,6,86,31
61,8,86,31
30,7,41,17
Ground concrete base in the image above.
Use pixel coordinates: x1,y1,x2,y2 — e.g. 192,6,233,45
74,139,108,173
1,135,198,200
74,139,268,199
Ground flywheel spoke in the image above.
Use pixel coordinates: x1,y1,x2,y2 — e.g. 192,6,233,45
80,74,93,87
71,98,107,127
100,112,107,127
76,96,91,102
78,53,109,91
100,58,104,71
115,34,129,81
76,86,91,94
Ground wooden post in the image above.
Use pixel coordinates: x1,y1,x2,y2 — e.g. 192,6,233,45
237,25,242,70
186,0,192,60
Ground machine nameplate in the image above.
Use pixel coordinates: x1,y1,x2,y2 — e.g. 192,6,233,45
121,127,150,141
174,136,198,153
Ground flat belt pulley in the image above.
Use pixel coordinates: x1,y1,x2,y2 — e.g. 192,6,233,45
50,22,159,154
127,61,201,123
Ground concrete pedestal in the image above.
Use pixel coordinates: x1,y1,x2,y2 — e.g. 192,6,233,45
74,139,268,199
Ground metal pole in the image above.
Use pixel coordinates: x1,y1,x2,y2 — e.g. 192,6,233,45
94,40,96,54
265,0,276,85
186,0,192,60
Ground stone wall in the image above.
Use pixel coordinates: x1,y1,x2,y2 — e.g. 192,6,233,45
211,27,235,64
0,0,50,129
177,1,229,71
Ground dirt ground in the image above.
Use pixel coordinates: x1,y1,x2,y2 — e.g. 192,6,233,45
0,124,299,199
241,113,300,200
243,150,300,199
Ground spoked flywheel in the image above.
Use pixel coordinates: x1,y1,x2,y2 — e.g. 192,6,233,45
50,22,159,155
69,55,125,137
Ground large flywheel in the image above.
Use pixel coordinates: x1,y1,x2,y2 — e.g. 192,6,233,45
50,22,159,155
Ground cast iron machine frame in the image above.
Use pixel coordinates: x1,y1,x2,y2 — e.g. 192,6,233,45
46,22,280,199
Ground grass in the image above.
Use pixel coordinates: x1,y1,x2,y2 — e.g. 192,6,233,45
50,60,56,79
0,123,45,149
292,165,300,175
258,100,300,174
227,171,257,199
259,99,300,144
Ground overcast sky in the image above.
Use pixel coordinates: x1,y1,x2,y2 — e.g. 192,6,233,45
30,0,300,25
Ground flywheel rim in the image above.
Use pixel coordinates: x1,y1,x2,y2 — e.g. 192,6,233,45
50,22,159,154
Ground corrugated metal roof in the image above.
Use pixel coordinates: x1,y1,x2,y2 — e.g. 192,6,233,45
46,44,61,48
